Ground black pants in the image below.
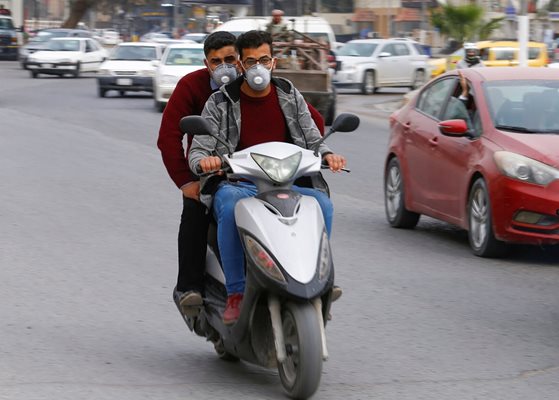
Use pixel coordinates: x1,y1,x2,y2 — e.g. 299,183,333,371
176,197,210,293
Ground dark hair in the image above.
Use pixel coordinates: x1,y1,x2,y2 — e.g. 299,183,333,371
203,31,236,56
236,30,273,59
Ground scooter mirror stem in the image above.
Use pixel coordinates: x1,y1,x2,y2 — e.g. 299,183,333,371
313,128,335,157
209,133,234,157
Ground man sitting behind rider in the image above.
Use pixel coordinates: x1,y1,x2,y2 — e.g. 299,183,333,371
189,30,346,325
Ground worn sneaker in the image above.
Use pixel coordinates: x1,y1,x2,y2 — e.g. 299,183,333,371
223,293,243,325
176,289,203,318
331,285,342,302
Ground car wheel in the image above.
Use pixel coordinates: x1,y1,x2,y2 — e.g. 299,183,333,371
98,86,106,98
73,62,81,78
384,157,420,228
361,70,375,95
30,71,38,78
411,70,426,90
467,178,507,257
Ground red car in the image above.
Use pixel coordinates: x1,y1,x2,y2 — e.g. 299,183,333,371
384,67,559,257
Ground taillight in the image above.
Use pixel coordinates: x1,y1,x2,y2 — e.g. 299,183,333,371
327,54,337,70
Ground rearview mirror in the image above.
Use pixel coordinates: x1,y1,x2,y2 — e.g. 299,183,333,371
179,115,211,136
331,113,360,133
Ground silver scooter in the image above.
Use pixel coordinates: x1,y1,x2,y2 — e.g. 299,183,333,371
176,113,359,399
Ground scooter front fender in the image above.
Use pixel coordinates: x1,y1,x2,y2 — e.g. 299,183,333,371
235,195,325,284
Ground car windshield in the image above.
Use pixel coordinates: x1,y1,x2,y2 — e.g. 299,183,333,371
486,80,559,133
336,42,377,57
164,48,204,65
47,39,80,51
30,31,69,43
111,45,157,60
0,18,14,29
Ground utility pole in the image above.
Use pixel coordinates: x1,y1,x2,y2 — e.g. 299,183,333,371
518,0,528,66
173,0,180,37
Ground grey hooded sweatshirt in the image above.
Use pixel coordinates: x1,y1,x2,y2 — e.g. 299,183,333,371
189,75,332,208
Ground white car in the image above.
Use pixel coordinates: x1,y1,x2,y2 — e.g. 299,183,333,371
100,29,122,46
333,38,431,94
153,43,205,112
26,37,108,78
96,42,166,97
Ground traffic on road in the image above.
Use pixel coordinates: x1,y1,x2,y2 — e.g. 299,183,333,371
2,56,559,400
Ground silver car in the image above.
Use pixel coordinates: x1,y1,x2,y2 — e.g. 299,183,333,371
333,38,431,94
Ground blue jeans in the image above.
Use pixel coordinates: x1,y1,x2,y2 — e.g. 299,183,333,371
213,181,333,295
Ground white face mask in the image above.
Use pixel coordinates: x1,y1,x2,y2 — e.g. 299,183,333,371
244,64,271,91
211,63,238,86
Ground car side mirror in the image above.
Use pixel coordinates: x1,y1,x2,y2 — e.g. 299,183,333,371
438,119,469,136
151,59,160,67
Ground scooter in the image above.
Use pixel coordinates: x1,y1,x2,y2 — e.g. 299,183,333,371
175,113,360,399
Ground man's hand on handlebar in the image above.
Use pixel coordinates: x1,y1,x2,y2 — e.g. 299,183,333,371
323,153,347,172
199,156,223,173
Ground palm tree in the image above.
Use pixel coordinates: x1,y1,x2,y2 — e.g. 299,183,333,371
431,4,504,46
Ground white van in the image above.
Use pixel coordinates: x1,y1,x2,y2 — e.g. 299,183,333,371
213,16,336,46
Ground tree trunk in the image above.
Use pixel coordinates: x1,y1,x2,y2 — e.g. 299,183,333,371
61,0,98,28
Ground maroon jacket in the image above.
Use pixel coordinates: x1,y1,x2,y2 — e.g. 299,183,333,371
157,68,325,189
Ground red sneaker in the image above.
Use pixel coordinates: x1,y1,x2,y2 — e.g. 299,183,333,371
223,293,243,325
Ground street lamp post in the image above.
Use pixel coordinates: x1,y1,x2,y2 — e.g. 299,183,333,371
518,0,528,67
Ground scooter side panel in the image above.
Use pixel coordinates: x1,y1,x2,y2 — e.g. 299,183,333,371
235,196,324,283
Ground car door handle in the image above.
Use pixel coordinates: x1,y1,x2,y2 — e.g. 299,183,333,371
429,136,439,145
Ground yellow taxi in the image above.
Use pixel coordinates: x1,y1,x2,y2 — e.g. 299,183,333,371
476,40,549,67
428,57,447,77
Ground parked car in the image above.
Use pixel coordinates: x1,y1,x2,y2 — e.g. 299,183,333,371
96,42,166,97
384,67,559,257
26,37,108,78
152,43,205,112
0,14,21,61
19,28,93,69
333,38,431,94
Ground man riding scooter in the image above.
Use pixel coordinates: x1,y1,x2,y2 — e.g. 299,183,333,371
189,30,346,325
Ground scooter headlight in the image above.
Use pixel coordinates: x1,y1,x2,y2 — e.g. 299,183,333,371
251,151,302,184
243,235,286,283
317,230,331,281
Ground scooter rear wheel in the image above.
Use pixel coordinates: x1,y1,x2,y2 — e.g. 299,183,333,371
278,302,322,399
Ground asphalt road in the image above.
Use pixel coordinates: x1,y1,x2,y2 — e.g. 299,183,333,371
1,61,559,400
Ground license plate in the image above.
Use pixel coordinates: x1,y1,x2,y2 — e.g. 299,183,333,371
42,63,52,68
116,78,133,86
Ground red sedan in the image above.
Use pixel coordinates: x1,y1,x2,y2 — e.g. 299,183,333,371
384,67,559,257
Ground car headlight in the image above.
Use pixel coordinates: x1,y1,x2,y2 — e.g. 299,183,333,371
140,69,155,77
60,59,73,64
251,151,302,184
343,65,356,73
317,230,331,281
243,235,286,283
160,74,179,85
98,69,111,75
494,151,559,185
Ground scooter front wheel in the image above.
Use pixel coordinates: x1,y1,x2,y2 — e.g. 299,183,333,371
278,302,323,399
